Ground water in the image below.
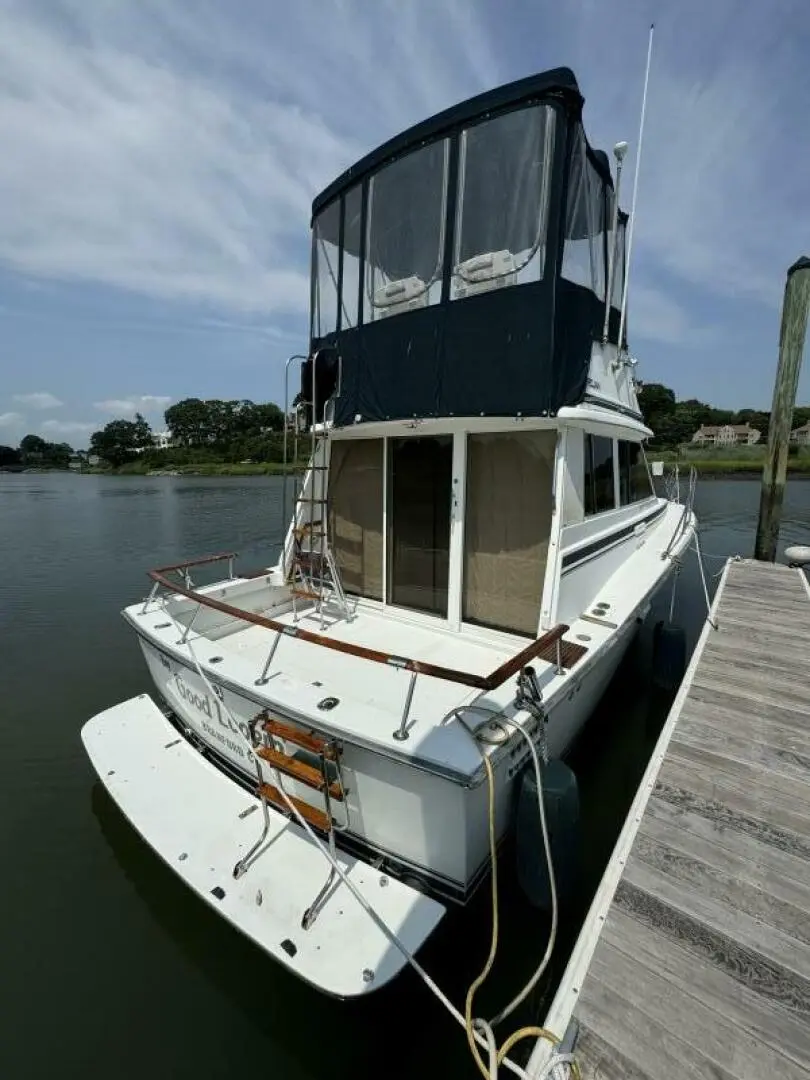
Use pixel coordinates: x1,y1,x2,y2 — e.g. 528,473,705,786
1,473,808,1079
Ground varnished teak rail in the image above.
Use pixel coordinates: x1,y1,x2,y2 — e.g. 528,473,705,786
146,553,586,692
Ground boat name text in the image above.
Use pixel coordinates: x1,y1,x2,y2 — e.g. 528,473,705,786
174,675,247,758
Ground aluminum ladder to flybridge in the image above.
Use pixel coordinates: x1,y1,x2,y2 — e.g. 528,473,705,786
284,350,352,629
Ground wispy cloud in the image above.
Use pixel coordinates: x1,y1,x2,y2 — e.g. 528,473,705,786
0,0,499,317
0,0,807,407
12,391,63,409
0,410,24,427
40,419,94,435
630,283,718,349
93,395,172,415
564,1,810,318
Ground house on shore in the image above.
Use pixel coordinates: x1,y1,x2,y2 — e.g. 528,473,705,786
691,423,761,447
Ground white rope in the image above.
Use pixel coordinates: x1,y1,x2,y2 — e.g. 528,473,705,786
488,720,558,1027
692,532,718,629
668,562,680,624
447,705,574,1078
161,607,575,1079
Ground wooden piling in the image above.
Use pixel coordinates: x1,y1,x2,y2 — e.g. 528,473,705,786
754,256,810,562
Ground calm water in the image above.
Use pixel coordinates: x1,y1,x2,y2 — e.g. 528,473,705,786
2,473,809,1079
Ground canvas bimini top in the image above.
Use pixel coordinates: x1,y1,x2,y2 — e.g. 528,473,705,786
304,67,627,427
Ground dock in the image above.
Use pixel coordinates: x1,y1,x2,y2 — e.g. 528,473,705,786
533,558,810,1079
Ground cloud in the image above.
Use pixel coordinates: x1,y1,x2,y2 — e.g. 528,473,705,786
0,410,24,427
40,419,94,435
0,2,349,314
12,391,63,409
0,0,500,316
94,395,172,415
630,283,718,348
562,1,810,311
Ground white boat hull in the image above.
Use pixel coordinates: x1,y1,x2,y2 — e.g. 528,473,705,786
138,636,488,901
82,694,445,998
134,595,644,903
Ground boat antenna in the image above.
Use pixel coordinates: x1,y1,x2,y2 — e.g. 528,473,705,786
618,22,655,357
602,140,629,344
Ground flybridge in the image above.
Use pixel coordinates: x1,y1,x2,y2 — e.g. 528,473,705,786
305,68,628,427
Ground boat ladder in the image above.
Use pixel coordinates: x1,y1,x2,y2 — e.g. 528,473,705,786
234,712,348,930
287,352,352,627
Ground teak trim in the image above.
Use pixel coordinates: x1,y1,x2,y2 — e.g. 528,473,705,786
148,555,570,692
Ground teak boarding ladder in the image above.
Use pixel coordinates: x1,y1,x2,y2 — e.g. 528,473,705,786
286,351,352,629
236,710,348,930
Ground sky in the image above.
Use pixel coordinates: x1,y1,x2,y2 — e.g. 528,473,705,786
1,0,809,448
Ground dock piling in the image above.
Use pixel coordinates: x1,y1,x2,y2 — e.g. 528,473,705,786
754,256,810,562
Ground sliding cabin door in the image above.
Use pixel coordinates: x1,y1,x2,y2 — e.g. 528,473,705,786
462,430,556,636
388,436,453,616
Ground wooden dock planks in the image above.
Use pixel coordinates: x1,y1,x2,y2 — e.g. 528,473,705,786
570,560,810,1079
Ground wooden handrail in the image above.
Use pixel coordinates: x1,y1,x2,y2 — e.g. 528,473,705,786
148,564,570,692
155,551,237,575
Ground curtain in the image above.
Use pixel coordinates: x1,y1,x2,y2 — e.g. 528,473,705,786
328,439,384,600
463,430,556,636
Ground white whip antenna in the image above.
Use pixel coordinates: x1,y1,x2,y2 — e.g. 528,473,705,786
602,140,628,343
618,22,655,355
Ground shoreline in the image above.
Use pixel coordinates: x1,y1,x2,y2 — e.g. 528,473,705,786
7,461,810,480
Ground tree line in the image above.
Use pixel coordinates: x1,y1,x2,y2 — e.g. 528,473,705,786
637,383,810,448
0,434,75,470
0,398,289,471
5,387,809,470
89,398,287,467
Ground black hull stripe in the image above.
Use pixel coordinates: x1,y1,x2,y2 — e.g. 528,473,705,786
581,393,646,423
561,502,667,572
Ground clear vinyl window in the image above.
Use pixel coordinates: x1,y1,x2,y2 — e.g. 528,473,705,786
452,105,556,300
311,199,341,339
365,139,449,322
562,131,607,300
341,185,362,329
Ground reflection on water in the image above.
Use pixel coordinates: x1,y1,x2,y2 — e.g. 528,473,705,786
2,472,809,1078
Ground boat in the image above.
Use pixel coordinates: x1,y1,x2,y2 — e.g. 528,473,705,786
82,66,696,999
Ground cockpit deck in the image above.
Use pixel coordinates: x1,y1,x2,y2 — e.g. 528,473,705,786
130,556,585,777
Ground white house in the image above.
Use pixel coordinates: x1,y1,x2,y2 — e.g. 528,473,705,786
790,422,810,445
151,430,173,450
692,424,761,446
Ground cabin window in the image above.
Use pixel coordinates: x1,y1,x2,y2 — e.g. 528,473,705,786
562,131,607,300
584,434,615,514
328,439,384,600
388,436,452,615
619,441,654,504
463,430,557,636
311,199,341,338
341,185,362,329
365,139,449,322
452,105,556,300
